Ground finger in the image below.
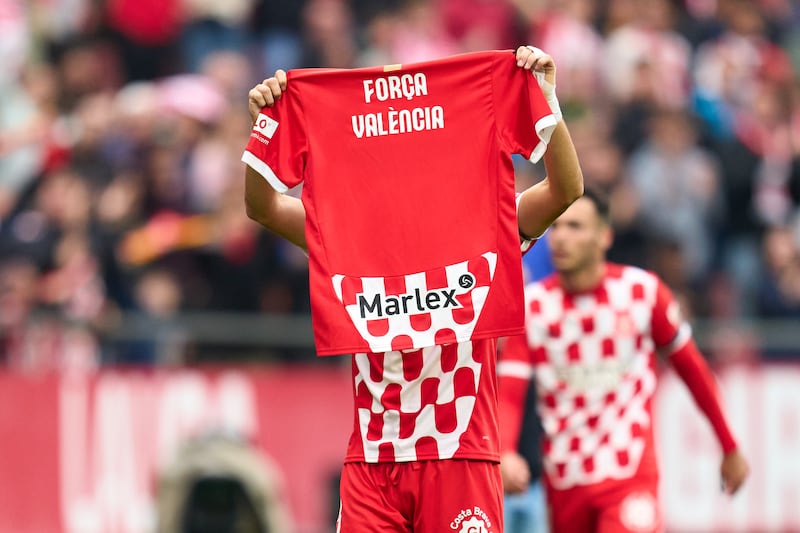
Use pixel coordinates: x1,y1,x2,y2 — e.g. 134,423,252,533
263,88,275,107
722,474,743,495
249,87,267,108
265,78,283,101
516,46,530,67
525,46,544,69
275,69,287,89
257,80,275,106
729,475,745,495
522,54,536,70
532,55,553,73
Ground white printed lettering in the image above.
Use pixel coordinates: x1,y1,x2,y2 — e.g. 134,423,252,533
350,106,444,138
362,73,429,103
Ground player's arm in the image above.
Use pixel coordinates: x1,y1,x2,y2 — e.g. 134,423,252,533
244,71,308,252
652,281,749,495
497,334,536,493
514,46,584,240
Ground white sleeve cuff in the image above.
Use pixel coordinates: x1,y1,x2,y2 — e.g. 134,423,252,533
528,113,559,163
241,151,289,194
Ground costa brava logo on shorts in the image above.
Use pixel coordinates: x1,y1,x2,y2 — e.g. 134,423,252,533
449,506,493,532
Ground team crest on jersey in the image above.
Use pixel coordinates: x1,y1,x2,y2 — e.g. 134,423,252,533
332,252,496,352
449,506,493,532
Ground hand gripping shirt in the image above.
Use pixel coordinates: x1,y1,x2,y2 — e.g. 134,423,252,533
243,50,557,356
498,264,691,489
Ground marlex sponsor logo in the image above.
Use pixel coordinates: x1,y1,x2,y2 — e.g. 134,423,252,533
356,274,474,319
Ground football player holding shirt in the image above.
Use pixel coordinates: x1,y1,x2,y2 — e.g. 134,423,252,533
497,188,749,533
244,46,583,532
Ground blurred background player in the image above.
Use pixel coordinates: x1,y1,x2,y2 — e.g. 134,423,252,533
497,187,749,533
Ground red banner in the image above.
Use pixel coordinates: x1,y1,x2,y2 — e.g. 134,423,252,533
0,367,353,533
0,364,798,533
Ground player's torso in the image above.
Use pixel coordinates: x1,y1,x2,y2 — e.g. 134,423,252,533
345,338,500,464
526,265,661,488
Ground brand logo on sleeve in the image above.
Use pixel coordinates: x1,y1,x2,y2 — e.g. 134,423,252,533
254,114,279,139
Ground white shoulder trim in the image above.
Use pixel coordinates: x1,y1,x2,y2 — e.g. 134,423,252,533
241,151,289,194
666,322,692,354
528,113,559,163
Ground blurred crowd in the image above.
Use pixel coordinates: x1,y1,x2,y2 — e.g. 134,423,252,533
0,0,799,370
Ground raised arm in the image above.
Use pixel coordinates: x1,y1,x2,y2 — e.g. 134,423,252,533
244,70,308,251
652,280,749,495
514,46,584,240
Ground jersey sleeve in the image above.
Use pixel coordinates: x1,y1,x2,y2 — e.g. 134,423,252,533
492,52,558,164
651,277,691,353
652,275,738,452
241,90,307,193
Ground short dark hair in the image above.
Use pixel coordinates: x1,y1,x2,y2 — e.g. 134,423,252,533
580,186,611,223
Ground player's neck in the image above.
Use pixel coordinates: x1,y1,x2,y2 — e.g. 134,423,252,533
559,261,606,294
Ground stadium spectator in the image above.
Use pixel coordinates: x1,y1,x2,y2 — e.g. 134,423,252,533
243,46,583,532
179,0,253,73
251,0,307,74
0,0,796,369
530,0,604,106
625,108,724,287
497,187,749,533
757,224,800,318
103,0,182,82
602,0,692,109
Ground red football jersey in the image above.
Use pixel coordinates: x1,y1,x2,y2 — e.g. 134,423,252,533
346,338,502,463
243,50,557,356
498,264,691,489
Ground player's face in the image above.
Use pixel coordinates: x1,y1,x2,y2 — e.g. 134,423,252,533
547,197,610,274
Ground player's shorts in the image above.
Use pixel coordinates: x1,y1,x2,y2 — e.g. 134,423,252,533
337,459,504,532
545,475,662,533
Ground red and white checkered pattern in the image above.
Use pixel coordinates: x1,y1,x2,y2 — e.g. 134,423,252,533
348,340,496,463
500,264,682,489
332,252,496,353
